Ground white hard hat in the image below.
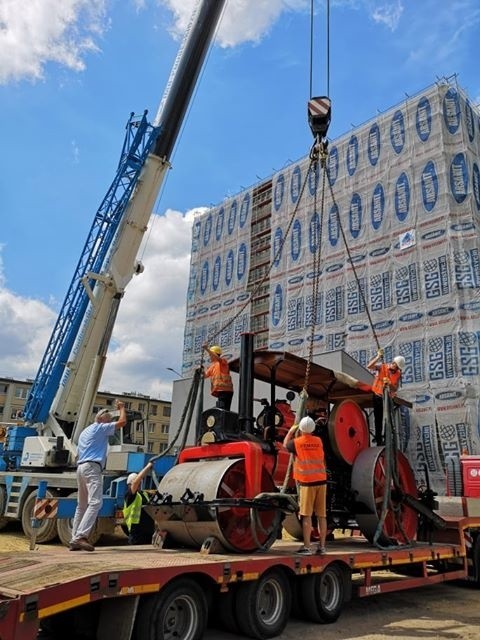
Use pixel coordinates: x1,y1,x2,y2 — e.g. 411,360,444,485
393,356,406,371
299,416,316,433
127,473,138,486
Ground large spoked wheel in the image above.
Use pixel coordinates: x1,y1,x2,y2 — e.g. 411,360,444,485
155,458,280,552
352,447,418,546
21,489,58,542
133,578,207,640
234,568,291,639
299,563,348,623
215,462,280,552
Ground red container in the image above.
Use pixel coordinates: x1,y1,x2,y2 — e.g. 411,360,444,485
461,456,480,497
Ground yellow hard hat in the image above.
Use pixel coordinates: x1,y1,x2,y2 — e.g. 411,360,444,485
210,345,222,355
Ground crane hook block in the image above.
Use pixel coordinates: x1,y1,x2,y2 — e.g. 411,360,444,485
308,96,331,139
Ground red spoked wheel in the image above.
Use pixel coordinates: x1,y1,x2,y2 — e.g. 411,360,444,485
351,447,418,546
328,400,370,465
154,457,280,553
216,460,279,552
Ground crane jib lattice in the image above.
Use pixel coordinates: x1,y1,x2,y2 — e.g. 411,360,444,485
24,112,160,424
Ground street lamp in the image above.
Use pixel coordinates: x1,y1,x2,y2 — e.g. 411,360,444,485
166,367,183,378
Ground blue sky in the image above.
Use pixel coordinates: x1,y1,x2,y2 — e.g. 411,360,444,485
0,0,479,401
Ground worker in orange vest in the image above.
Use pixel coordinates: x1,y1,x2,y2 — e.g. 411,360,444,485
202,344,234,411
283,416,327,555
367,349,405,446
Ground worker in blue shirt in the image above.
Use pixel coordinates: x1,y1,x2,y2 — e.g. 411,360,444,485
70,400,126,551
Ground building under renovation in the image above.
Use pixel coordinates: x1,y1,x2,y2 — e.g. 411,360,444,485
182,78,480,493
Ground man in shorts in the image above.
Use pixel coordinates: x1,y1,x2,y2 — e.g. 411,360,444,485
283,416,327,555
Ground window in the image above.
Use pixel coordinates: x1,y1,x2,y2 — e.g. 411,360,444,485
150,405,157,416
0,405,4,415
160,443,168,452
14,388,29,400
161,424,169,434
148,423,155,433
147,442,154,452
162,405,171,417
138,402,145,412
106,398,114,406
0,384,8,394
124,402,132,410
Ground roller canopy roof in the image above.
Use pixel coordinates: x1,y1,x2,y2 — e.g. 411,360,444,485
229,350,412,409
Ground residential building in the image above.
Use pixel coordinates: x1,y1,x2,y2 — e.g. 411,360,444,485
0,377,170,454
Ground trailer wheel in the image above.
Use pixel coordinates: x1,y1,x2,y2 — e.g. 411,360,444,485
133,578,207,640
234,568,291,639
299,563,346,623
21,489,58,543
211,585,240,634
472,534,480,585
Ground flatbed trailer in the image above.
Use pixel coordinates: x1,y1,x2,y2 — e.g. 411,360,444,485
0,516,479,640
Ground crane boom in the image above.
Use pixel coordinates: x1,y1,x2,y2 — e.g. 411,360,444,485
23,0,226,453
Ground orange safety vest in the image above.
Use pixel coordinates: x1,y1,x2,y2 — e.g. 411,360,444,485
205,358,233,396
293,434,327,485
371,363,401,397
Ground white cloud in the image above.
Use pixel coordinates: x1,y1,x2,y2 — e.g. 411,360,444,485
0,209,200,401
100,207,203,400
0,0,306,84
371,1,403,31
151,0,308,48
0,0,108,84
0,248,57,379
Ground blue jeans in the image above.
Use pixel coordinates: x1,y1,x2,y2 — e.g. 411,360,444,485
71,462,103,543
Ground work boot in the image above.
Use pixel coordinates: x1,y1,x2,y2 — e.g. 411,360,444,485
69,538,95,552
296,546,313,555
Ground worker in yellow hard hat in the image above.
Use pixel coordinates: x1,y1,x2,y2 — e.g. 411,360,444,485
202,343,234,411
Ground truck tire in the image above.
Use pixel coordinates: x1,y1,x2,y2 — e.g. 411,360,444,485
133,578,208,640
0,486,9,530
56,492,102,547
299,562,347,623
472,534,480,585
21,489,58,543
234,568,291,639
211,585,240,634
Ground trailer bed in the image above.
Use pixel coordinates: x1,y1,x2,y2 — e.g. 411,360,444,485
0,518,476,640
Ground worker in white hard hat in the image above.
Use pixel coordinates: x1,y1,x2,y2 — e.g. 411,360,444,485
123,460,155,545
367,349,405,446
283,416,328,556
202,343,234,411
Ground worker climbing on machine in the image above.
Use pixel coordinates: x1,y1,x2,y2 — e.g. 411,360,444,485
367,349,405,446
202,343,234,411
283,416,327,555
70,400,127,551
123,460,155,545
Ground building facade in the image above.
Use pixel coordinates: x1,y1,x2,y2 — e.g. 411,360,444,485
0,378,171,455
183,78,480,494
